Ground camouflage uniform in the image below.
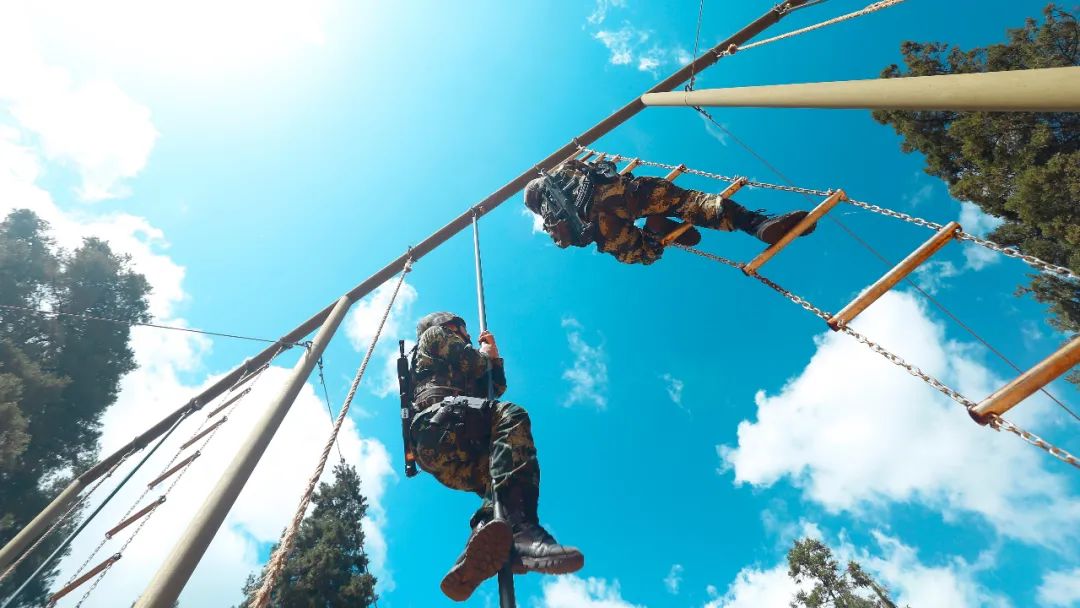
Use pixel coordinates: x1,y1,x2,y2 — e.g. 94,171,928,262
411,324,540,524
527,159,736,265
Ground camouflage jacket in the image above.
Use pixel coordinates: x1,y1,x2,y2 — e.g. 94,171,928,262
547,161,665,265
412,325,506,412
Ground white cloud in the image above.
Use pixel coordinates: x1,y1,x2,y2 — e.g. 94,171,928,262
594,28,640,66
905,183,934,207
586,0,628,26
0,42,396,604
664,563,683,594
1038,567,1080,607
561,318,608,409
0,10,157,201
959,202,1004,238
719,290,1080,550
709,531,1010,608
958,202,1005,272
705,563,801,608
661,373,684,408
914,260,961,295
698,112,729,146
344,278,418,400
535,575,643,608
522,206,546,234
592,25,687,74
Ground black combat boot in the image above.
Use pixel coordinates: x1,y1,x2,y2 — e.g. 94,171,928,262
501,485,585,575
727,200,817,245
439,518,513,602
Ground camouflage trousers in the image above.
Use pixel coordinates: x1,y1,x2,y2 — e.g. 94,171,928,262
594,176,737,231
412,397,540,526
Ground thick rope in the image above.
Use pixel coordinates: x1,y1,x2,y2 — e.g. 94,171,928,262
739,0,907,52
252,260,413,608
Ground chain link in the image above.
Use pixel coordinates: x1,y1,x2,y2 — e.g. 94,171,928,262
679,243,1080,473
587,150,1079,283
955,232,1080,282
58,356,279,607
990,417,1080,471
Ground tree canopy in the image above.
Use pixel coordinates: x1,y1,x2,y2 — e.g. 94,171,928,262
238,462,378,608
787,538,900,608
872,4,1079,382
0,209,150,606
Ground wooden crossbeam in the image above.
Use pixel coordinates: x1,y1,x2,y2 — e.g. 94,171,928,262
105,496,166,539
970,335,1080,424
744,190,846,275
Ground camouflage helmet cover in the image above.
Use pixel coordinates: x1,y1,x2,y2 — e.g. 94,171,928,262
523,177,545,214
416,312,466,340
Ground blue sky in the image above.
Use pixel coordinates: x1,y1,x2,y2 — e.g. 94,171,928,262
2,1,1079,606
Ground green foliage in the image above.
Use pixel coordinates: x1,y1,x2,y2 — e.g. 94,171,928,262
872,4,1080,382
0,209,150,607
237,463,378,608
787,538,899,608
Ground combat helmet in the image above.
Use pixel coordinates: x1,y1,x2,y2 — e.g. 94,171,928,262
416,312,466,340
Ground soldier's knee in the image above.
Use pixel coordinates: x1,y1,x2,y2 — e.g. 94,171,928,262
495,401,531,425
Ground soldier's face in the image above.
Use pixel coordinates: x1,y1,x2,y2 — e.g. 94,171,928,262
446,322,471,344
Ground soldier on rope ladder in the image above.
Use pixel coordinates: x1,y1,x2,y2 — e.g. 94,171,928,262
401,312,584,602
524,157,818,264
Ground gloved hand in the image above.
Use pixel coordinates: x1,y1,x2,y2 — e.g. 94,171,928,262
478,331,500,359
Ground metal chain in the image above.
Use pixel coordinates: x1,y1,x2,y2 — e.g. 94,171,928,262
679,244,1080,472
955,232,1080,282
57,355,278,607
251,259,413,608
991,417,1080,471
588,150,1079,282
0,454,130,587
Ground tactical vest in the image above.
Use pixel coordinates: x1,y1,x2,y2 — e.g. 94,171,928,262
536,160,619,248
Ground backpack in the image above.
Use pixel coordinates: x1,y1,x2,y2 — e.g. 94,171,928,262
536,160,619,248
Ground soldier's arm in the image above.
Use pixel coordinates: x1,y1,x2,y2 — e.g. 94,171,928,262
426,326,507,396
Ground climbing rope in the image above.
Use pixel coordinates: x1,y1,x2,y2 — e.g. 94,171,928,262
251,259,413,608
51,355,279,607
0,303,306,348
738,0,907,53
671,242,1080,471
591,148,1080,424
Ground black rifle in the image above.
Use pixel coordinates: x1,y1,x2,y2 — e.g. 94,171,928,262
397,340,418,477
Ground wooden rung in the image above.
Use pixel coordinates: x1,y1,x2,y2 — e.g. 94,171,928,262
207,388,249,419
594,152,607,162
619,158,641,175
233,363,268,390
105,496,166,539
49,553,122,603
147,451,201,489
970,335,1080,424
182,417,227,450
579,150,596,162
610,154,623,163
660,223,695,246
829,221,961,330
744,190,846,275
664,164,687,181
719,177,749,199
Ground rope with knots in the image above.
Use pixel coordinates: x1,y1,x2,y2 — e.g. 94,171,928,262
251,258,414,608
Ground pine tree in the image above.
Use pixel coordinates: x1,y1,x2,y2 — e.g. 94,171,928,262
872,5,1080,382
787,538,900,608
238,463,378,608
0,209,150,607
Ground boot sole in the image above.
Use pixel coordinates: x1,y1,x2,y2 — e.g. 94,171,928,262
519,551,585,575
440,520,513,602
759,212,816,245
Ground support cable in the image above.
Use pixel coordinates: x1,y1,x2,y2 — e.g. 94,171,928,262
0,303,306,348
685,0,707,91
316,357,345,462
671,242,1080,471
588,147,1080,423
0,411,189,608
738,0,907,53
52,356,277,608
251,261,413,608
